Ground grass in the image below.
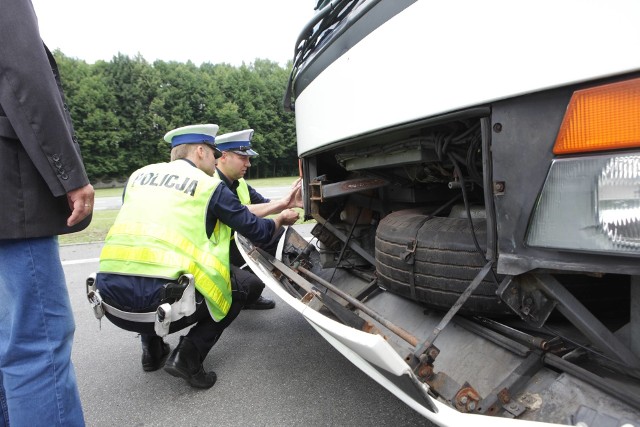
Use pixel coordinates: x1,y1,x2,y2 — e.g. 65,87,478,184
60,176,307,246
246,176,301,187
60,210,119,245
94,187,125,197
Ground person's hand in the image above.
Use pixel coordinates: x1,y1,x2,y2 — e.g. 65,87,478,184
278,208,300,227
290,177,302,190
66,183,95,227
292,184,303,208
291,178,303,208
282,178,303,209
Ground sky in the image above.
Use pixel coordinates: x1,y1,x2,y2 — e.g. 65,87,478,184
30,0,317,67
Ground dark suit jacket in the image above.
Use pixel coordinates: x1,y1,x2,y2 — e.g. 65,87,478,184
0,0,91,239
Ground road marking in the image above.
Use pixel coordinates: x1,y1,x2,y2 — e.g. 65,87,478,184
62,258,100,266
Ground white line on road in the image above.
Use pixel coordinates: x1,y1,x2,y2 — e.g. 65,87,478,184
61,258,100,266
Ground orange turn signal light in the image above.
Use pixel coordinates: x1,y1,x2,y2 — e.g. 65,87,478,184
553,77,640,155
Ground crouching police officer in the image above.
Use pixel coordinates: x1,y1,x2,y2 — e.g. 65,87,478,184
91,124,299,389
214,129,303,310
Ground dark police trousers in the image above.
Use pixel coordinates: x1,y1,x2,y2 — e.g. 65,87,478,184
228,227,285,303
101,266,255,359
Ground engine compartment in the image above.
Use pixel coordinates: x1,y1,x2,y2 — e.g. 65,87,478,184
275,114,640,424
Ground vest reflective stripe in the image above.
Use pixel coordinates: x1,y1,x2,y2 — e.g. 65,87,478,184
99,161,232,321
228,178,251,242
100,243,230,318
237,178,251,205
105,222,230,283
101,244,194,275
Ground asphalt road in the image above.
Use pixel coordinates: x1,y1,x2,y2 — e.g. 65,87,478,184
61,237,433,427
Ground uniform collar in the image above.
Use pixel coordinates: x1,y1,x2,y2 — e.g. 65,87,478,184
178,158,197,168
216,168,239,191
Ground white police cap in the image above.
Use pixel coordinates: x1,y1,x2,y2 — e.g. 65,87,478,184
164,124,220,149
215,129,258,156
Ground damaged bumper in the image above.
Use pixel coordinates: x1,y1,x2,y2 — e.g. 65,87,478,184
235,229,565,427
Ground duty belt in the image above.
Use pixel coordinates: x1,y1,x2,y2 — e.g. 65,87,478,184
85,273,197,337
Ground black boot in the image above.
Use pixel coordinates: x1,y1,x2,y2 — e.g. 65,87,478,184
141,335,171,372
243,295,276,310
164,336,217,389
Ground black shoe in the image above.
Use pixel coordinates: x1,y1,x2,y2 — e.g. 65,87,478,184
164,336,217,389
141,336,171,372
243,295,276,310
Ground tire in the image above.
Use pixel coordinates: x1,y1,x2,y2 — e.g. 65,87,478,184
375,210,511,316
375,209,630,318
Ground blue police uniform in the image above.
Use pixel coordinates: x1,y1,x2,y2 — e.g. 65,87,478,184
97,159,276,369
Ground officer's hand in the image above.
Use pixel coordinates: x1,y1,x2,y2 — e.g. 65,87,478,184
66,183,95,227
278,208,300,226
280,178,303,209
290,177,302,190
292,185,303,208
289,178,303,208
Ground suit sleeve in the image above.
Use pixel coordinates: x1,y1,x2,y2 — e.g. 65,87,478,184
0,0,90,197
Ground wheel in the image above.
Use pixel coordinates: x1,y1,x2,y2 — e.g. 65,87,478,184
375,209,630,318
375,209,510,316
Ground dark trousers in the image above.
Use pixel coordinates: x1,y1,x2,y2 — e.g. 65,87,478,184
228,228,285,303
102,267,253,360
229,228,284,266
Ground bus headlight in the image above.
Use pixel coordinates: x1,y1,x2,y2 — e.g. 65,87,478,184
526,152,640,254
597,155,640,249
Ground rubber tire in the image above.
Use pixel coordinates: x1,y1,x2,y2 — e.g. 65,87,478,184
375,210,511,316
375,210,630,318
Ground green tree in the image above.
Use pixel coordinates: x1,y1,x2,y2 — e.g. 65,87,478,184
101,54,166,173
55,52,298,182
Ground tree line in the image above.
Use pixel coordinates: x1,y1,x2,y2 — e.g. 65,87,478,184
55,51,299,182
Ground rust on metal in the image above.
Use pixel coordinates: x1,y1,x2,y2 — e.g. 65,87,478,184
455,385,482,413
301,293,315,304
319,177,389,200
361,321,379,335
415,362,434,381
498,387,511,404
298,266,418,346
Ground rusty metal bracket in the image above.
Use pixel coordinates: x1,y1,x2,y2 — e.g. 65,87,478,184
251,247,379,334
311,177,389,201
455,384,482,413
497,275,556,328
297,265,420,347
416,365,482,414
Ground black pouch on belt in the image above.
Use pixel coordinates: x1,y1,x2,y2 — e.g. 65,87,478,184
160,281,188,303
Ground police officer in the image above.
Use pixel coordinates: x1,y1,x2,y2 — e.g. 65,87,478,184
214,129,302,309
95,124,299,389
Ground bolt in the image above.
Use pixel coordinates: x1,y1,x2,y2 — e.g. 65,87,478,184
459,396,468,404
468,401,476,411
493,123,503,133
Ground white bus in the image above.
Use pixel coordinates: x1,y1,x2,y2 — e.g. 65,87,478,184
238,1,640,425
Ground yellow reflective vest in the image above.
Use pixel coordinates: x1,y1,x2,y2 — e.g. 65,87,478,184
215,174,251,242
236,178,251,205
99,160,232,321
